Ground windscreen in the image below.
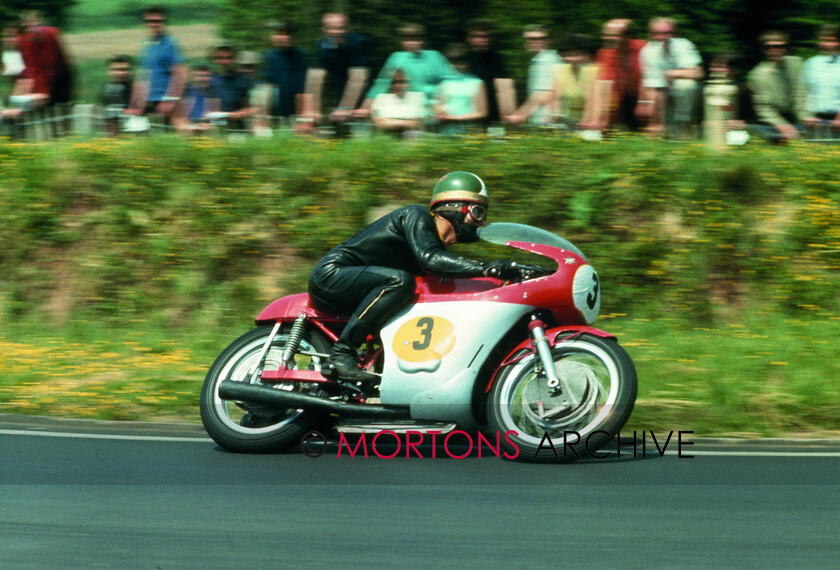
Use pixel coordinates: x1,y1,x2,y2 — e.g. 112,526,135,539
478,223,588,261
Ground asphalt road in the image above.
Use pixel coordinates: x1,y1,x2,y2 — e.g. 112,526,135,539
1,415,838,568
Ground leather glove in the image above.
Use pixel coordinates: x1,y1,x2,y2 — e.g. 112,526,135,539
483,259,520,280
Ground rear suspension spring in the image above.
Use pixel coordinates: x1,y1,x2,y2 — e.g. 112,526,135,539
281,314,307,367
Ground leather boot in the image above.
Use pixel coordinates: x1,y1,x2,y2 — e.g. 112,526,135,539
328,341,379,383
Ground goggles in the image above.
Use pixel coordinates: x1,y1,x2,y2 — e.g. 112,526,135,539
462,203,488,225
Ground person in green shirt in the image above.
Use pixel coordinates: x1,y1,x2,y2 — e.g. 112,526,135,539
746,30,805,142
353,23,457,119
433,43,487,135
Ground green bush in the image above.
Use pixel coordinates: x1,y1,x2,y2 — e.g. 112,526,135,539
0,134,838,328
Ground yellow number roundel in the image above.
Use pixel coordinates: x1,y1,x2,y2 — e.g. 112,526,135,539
392,316,456,363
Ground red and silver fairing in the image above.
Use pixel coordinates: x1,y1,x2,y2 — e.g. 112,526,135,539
376,224,604,426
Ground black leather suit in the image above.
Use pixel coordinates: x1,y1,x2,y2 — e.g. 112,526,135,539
308,205,487,346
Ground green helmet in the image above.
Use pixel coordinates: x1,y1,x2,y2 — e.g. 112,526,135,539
430,171,489,209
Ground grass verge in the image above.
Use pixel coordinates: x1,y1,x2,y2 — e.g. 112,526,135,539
2,313,838,437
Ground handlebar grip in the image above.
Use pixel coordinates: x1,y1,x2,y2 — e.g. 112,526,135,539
486,262,551,281
518,264,553,277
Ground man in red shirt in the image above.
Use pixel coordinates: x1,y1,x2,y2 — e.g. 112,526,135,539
588,19,645,131
14,10,72,106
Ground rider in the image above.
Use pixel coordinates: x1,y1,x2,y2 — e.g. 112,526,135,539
308,171,519,383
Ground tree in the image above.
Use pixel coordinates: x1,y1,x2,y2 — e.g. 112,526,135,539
218,0,840,84
218,0,488,74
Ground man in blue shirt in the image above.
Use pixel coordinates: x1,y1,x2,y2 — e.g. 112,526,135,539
802,24,840,136
354,23,457,119
127,5,186,120
263,21,307,120
172,65,213,134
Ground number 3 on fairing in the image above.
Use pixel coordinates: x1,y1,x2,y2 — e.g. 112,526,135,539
392,316,457,365
412,317,434,350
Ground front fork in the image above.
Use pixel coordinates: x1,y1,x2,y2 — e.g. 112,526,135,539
529,315,571,401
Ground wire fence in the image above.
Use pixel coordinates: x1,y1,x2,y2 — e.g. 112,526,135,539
0,104,412,140
1,104,74,140
0,104,287,140
2,102,840,144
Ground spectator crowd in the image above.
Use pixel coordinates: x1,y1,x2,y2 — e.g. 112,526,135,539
2,7,840,144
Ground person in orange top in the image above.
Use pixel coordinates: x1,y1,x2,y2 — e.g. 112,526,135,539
587,19,645,131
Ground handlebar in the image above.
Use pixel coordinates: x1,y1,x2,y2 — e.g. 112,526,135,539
486,262,553,282
515,263,554,280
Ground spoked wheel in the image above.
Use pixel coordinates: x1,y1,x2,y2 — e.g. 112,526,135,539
200,324,332,453
487,333,637,462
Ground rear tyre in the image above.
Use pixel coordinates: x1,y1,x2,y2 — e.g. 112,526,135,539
200,325,332,453
487,333,637,463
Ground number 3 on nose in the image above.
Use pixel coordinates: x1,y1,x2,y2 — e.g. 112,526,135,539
587,273,599,310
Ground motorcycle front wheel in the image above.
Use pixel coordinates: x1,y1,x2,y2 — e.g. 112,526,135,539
487,333,637,463
200,324,332,453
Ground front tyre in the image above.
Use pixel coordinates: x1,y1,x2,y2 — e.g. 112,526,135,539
487,333,637,462
200,325,332,453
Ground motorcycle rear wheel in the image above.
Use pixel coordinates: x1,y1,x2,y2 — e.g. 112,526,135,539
200,324,332,453
487,333,637,463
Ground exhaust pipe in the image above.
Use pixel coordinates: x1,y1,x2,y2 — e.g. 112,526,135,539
218,380,410,419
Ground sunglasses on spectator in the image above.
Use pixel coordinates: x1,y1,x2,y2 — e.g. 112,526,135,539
145,18,165,24
525,35,547,41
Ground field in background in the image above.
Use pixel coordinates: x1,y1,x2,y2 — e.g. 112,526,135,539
64,24,221,62
66,0,223,33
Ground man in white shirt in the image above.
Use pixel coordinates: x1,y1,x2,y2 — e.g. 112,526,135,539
802,24,840,137
638,17,703,136
505,25,561,126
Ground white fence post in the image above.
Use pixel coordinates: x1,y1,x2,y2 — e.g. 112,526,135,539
72,104,96,136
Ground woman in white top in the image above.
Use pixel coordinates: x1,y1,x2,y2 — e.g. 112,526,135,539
371,68,425,138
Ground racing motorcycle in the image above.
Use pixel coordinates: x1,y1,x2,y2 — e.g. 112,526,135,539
199,223,637,461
